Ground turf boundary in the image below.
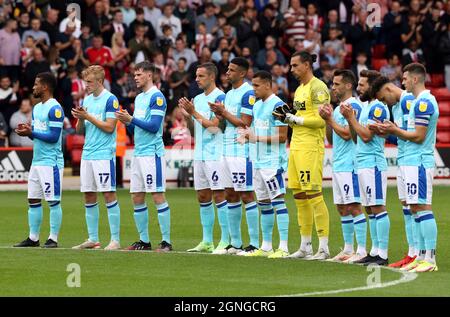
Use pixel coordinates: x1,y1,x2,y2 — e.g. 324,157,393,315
0,246,418,297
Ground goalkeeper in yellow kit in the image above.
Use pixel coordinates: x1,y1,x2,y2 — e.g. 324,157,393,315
273,51,330,260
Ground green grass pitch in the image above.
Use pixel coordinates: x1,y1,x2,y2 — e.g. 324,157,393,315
0,187,449,297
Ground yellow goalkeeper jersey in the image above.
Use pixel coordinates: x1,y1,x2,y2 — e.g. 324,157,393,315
290,76,330,150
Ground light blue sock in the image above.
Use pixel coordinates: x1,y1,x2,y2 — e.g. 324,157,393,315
227,202,242,248
272,199,289,242
133,204,149,243
353,213,367,249
28,202,43,240
414,214,426,252
200,201,215,243
49,201,62,240
106,200,120,242
259,202,274,246
417,210,438,250
157,202,171,243
216,200,229,244
368,214,378,254
341,215,354,246
85,202,99,242
245,201,259,247
375,211,390,253
403,207,414,248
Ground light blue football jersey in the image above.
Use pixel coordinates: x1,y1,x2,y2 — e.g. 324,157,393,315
251,94,288,170
332,97,362,172
356,99,390,171
223,82,255,158
405,90,439,168
193,87,225,161
81,89,119,160
392,91,415,166
133,86,167,157
31,98,64,169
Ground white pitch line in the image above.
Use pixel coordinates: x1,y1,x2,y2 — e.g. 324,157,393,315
277,266,418,297
0,246,418,297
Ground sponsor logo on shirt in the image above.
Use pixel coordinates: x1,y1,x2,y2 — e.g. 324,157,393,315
33,120,48,131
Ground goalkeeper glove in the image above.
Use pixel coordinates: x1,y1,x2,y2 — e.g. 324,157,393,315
272,103,295,121
284,113,304,125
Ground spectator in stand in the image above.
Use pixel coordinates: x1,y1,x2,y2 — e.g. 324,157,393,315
195,22,214,57
41,8,59,46
85,35,114,86
176,1,197,47
217,49,231,76
173,37,198,71
321,9,346,42
13,0,41,20
86,0,111,36
218,23,240,55
130,7,156,41
48,46,68,80
382,1,405,57
9,98,33,147
237,6,261,58
0,111,7,146
55,24,77,62
302,29,321,69
271,63,289,102
0,75,18,124
401,39,425,66
323,27,346,67
212,37,235,62
17,11,30,37
280,36,296,61
351,51,369,81
111,72,134,109
153,50,176,82
348,10,375,64
284,0,307,42
306,3,323,32
380,53,402,87
106,9,131,47
80,23,93,52
422,5,446,73
66,39,90,74
221,0,244,28
196,2,217,35
0,19,21,82
170,106,193,145
218,72,231,93
68,67,85,109
59,6,82,38
255,35,286,70
258,3,282,43
143,0,162,33
21,18,50,52
159,24,176,55
169,57,189,105
156,3,182,39
20,36,35,69
111,32,131,75
128,23,157,63
439,21,450,90
23,47,50,93
401,14,423,48
120,0,136,27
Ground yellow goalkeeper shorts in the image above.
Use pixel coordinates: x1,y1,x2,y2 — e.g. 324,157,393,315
288,148,324,192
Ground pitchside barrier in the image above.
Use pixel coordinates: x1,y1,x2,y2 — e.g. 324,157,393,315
2,146,450,184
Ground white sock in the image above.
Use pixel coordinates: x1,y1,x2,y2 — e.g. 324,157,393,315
49,234,58,242
344,243,354,254
378,248,388,260
356,245,367,256
261,241,272,252
369,246,379,257
408,246,415,258
319,237,329,252
425,250,436,264
278,240,288,252
300,235,312,252
29,233,39,242
417,250,426,261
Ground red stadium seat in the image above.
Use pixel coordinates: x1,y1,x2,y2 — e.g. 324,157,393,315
429,73,445,88
372,58,388,71
65,134,74,151
72,134,85,149
437,116,450,130
71,148,82,164
439,101,450,116
437,131,450,143
431,88,450,101
372,44,386,59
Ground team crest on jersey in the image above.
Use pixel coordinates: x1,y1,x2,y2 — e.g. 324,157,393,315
373,107,382,118
406,100,412,110
249,95,256,106
55,109,62,119
113,99,119,109
156,97,164,106
316,90,327,102
419,102,428,112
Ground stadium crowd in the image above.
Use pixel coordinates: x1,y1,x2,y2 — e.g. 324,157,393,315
0,0,449,149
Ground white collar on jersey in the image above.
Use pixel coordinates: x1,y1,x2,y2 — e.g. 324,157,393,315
342,96,354,105
263,93,275,103
93,89,107,99
143,85,158,95
415,89,430,99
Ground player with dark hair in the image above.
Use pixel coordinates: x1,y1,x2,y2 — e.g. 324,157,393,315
14,72,65,248
340,70,391,266
209,57,259,255
178,62,229,253
370,75,417,268
274,51,331,260
373,63,439,272
115,61,173,252
319,69,367,263
238,70,290,258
